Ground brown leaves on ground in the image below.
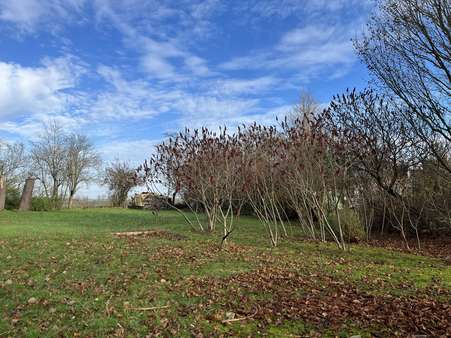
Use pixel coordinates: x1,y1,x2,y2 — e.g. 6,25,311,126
113,230,187,241
148,242,256,264
178,266,451,336
369,236,451,263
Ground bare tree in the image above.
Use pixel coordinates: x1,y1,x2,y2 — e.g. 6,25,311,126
66,134,101,208
0,142,26,185
287,91,320,129
140,140,206,232
240,123,288,247
326,89,424,199
0,142,26,210
325,89,427,246
30,122,68,205
104,161,138,207
355,0,451,173
281,116,350,249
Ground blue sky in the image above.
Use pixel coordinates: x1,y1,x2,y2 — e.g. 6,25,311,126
0,0,374,197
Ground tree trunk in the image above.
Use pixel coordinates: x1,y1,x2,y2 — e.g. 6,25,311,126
19,177,36,211
52,182,59,201
0,176,5,211
68,191,75,209
171,191,177,205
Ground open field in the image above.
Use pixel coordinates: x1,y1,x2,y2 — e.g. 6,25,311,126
0,208,450,337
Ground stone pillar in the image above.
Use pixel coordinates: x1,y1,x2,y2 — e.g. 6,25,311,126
0,176,5,211
19,177,36,211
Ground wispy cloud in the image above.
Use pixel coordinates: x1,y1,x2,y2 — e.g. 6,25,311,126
0,0,86,33
235,0,372,20
94,0,214,81
221,22,359,75
207,76,279,96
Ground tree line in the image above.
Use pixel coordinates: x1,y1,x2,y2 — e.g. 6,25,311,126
0,122,101,211
0,121,142,211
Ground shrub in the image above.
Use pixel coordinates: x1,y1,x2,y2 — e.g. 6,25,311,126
5,186,21,210
31,197,55,211
328,207,365,242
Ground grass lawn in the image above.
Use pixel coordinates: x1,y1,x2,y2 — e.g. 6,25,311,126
0,208,450,337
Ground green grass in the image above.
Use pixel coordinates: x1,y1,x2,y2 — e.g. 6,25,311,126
0,208,450,337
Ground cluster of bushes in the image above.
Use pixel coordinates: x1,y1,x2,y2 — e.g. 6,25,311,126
30,197,63,211
5,186,21,210
139,89,449,249
3,185,58,212
138,0,450,249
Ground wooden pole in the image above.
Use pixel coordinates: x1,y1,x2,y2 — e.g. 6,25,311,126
19,177,36,211
0,176,5,211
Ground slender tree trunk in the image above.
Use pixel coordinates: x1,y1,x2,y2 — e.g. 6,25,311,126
19,177,36,211
52,182,59,201
0,175,6,211
171,191,177,205
68,192,75,209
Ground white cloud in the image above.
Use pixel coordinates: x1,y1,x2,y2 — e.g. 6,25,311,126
279,26,335,48
0,57,84,119
209,76,278,96
141,55,176,79
220,22,359,78
0,0,86,32
184,56,211,77
94,0,222,40
94,1,213,81
0,112,88,141
90,65,168,120
138,37,212,81
236,0,372,20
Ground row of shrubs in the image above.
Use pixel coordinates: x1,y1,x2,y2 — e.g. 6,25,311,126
5,186,62,212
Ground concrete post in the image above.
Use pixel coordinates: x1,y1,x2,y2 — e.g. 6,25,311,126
19,177,36,211
0,176,5,211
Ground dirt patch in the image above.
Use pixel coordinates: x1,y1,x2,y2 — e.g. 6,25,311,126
113,230,187,241
178,267,451,336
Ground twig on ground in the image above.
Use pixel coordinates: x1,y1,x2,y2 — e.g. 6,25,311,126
221,309,258,324
105,295,113,316
130,305,170,311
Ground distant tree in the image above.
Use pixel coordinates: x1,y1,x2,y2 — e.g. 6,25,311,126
30,122,68,205
355,0,451,173
104,161,138,207
287,91,319,129
0,141,26,211
66,134,101,208
0,141,26,185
